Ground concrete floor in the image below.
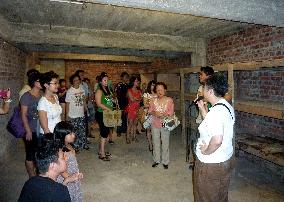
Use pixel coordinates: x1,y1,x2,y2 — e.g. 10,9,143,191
1,131,284,202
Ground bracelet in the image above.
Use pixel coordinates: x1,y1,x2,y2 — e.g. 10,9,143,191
4,98,12,103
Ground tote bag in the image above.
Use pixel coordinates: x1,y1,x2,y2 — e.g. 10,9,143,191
7,106,25,138
103,100,122,127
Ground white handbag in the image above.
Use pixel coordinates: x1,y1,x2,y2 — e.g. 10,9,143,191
162,113,180,131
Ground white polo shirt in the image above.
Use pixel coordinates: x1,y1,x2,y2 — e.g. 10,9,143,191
196,99,235,163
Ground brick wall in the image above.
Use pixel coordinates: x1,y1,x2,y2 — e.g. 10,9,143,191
65,60,152,89
234,70,284,103
207,25,284,140
207,26,284,65
0,37,26,161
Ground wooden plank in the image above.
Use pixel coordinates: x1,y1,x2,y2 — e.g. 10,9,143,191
37,52,155,63
180,69,186,145
235,100,284,119
233,58,284,71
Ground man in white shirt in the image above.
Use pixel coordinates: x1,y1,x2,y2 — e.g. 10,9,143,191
194,73,235,202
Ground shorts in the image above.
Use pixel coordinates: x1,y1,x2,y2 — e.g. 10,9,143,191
95,111,110,138
23,132,38,162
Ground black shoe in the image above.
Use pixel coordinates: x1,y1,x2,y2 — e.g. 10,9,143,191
117,133,121,137
109,140,115,145
163,164,168,169
152,162,159,168
83,145,90,150
188,162,194,170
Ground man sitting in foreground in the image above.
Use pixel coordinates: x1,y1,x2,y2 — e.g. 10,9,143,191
18,136,71,202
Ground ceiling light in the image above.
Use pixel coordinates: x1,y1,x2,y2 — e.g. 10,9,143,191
50,0,83,5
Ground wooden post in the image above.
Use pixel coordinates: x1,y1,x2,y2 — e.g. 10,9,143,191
227,64,234,106
180,69,186,145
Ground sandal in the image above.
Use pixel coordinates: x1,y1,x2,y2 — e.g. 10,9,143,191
98,155,110,161
98,152,111,157
126,138,131,144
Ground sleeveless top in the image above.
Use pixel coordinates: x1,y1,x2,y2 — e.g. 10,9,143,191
97,90,113,112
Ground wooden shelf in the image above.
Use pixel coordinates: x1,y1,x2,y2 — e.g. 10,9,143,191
235,100,284,119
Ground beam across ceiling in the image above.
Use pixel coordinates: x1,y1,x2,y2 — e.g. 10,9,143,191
37,52,155,62
79,0,284,27
11,22,205,52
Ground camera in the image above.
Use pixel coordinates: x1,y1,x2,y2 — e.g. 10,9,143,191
0,89,8,98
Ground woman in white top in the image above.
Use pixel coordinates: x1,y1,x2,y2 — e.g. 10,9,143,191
66,74,89,151
142,80,157,152
38,71,62,134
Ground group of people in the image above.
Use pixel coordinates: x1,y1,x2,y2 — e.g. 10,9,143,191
95,71,175,168
0,65,235,202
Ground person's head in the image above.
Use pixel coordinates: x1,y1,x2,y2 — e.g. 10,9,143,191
35,135,67,175
199,66,214,84
40,71,59,93
120,72,129,84
146,80,156,94
69,74,81,88
154,82,167,98
129,75,141,89
99,72,108,87
28,71,42,89
75,70,85,80
26,69,39,77
95,75,100,82
59,79,66,88
54,121,76,150
83,78,90,84
204,72,228,101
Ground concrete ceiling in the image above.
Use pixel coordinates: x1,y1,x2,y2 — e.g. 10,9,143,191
0,0,279,59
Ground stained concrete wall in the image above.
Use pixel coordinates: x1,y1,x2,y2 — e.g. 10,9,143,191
0,37,26,163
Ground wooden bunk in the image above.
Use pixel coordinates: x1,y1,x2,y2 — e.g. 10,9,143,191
156,58,284,165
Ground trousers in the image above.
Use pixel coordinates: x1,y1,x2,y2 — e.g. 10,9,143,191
151,127,170,165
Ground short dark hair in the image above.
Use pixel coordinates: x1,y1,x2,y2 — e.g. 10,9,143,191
154,82,167,92
54,121,74,152
39,71,59,91
120,71,129,78
205,72,228,97
59,79,66,85
128,75,141,88
69,74,81,85
74,70,84,76
35,134,60,174
28,71,41,88
83,78,90,83
146,80,156,93
98,72,108,82
26,69,39,77
200,66,214,76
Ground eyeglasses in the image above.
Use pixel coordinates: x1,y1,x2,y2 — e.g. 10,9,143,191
49,82,59,85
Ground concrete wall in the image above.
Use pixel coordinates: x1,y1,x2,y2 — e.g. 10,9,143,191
39,59,65,79
0,37,26,162
206,25,284,140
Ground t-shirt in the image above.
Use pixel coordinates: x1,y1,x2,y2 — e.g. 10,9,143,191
196,99,235,163
18,176,71,202
65,86,85,118
19,84,31,101
80,82,89,98
37,95,62,133
20,92,41,132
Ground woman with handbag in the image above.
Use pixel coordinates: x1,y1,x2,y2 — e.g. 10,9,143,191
38,71,62,134
142,80,157,152
148,82,174,169
20,71,41,177
95,72,113,161
125,75,142,144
